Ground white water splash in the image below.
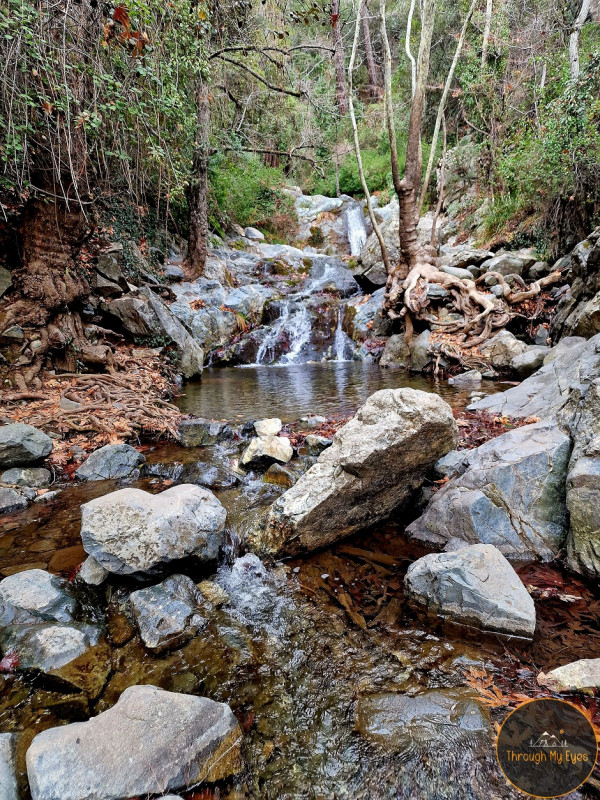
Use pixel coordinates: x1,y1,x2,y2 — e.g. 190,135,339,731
333,306,353,361
345,203,368,256
279,304,312,364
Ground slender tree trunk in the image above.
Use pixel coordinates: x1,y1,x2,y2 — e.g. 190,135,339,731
418,0,477,216
331,0,348,115
480,0,493,70
188,80,210,280
405,0,417,96
348,0,390,274
361,0,380,98
430,113,447,248
570,0,590,79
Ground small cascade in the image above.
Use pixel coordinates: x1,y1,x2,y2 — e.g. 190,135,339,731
344,202,368,256
254,302,312,365
279,304,312,364
333,306,354,361
255,302,291,364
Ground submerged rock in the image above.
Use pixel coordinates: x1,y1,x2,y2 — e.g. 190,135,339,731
130,574,207,650
538,658,600,695
178,417,231,447
251,388,456,556
407,419,570,561
405,544,536,637
75,444,145,481
0,423,53,468
448,369,482,386
9,623,94,671
0,733,18,800
26,685,243,800
0,569,76,627
355,688,490,750
80,485,227,575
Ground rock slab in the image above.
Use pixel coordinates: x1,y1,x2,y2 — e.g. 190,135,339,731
75,444,145,481
0,424,53,468
26,685,243,800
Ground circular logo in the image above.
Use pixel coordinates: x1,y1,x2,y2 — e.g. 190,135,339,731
496,698,597,798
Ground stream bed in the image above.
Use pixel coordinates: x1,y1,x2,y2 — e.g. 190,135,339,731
1,366,600,799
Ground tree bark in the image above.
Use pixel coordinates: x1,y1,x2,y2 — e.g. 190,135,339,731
570,0,590,79
348,0,390,274
361,0,381,98
188,80,210,280
480,0,493,70
331,0,348,115
405,0,417,97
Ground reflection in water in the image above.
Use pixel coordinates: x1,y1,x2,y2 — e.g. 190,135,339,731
178,362,504,421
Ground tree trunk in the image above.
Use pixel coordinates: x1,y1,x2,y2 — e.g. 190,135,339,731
188,80,210,280
570,0,591,79
361,1,381,98
480,0,493,70
331,0,348,115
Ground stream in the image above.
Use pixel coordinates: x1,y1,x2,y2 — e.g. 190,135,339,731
2,368,600,798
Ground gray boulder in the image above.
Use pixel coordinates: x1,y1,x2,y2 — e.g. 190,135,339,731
130,574,207,650
480,251,535,276
510,345,549,377
552,227,600,339
0,569,76,627
0,733,18,800
0,424,53,468
440,265,473,281
345,288,391,340
305,435,332,456
244,226,265,241
448,370,482,387
407,420,570,561
410,330,431,372
241,436,293,468
356,215,397,287
1,467,51,487
251,388,457,556
380,334,410,368
178,418,230,447
480,330,527,369
433,450,468,479
538,658,600,694
355,688,490,750
75,444,145,481
405,543,536,637
26,685,243,800
80,485,227,575
445,247,493,270
468,334,600,419
77,556,109,587
8,623,94,671
0,487,29,514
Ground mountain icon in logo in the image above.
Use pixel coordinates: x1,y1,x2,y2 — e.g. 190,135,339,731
530,731,568,748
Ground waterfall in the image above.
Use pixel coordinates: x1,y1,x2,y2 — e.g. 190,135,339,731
255,302,290,364
254,302,312,365
345,202,368,256
333,306,353,361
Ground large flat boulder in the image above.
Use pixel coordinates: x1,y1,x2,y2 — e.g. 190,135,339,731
250,388,457,556
404,543,536,637
406,420,570,561
80,485,226,575
26,685,243,800
0,424,53,468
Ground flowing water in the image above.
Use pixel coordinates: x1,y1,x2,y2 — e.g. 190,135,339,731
344,202,368,256
1,365,599,799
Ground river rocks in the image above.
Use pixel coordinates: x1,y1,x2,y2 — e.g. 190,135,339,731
410,330,431,372
11,623,94,671
445,246,494,270
254,418,282,437
538,658,600,695
77,556,109,587
0,569,76,627
80,485,227,575
345,287,391,340
310,257,360,297
251,388,457,556
0,487,29,514
1,467,51,487
241,435,293,468
0,424,53,468
178,418,230,447
75,444,145,481
379,334,410,368
130,574,207,650
566,456,600,578
264,463,296,488
440,264,473,281
305,434,332,456
448,369,482,386
468,334,600,418
407,419,570,561
26,685,243,800
0,734,18,800
355,688,490,750
405,544,536,637
510,345,549,377
480,329,527,369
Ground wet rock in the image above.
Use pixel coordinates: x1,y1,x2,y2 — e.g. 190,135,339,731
130,574,207,651
26,685,243,800
197,580,229,607
0,733,18,800
183,462,238,490
510,345,549,377
165,263,185,281
75,444,145,481
241,436,293,469
310,257,360,297
10,623,94,671
48,642,113,700
80,485,227,575
410,330,431,372
178,418,230,447
77,556,108,587
264,463,297,488
566,455,600,578
0,487,29,514
345,288,391,340
379,334,410,368
1,467,51,487
480,329,527,369
355,688,490,750
0,267,12,299
0,569,76,627
538,658,600,695
305,435,332,456
405,544,536,637
407,420,570,561
448,369,481,386
468,334,600,419
252,388,457,556
254,418,283,437
0,423,53,468
300,414,327,428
